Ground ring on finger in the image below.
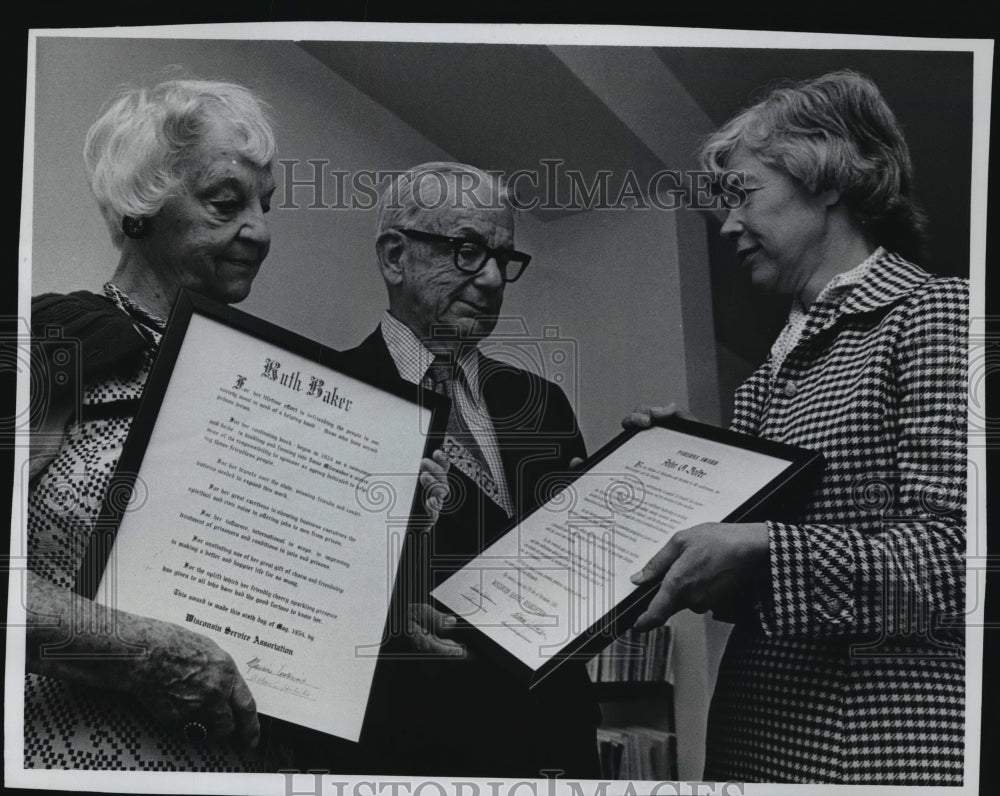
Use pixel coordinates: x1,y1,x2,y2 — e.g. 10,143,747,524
183,720,208,745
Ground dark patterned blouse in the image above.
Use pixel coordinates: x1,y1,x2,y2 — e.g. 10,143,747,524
24,284,266,771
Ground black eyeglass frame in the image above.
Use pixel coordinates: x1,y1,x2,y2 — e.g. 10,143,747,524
395,228,532,283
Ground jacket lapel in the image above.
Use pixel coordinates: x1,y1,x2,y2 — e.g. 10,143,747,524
794,252,930,352
480,355,552,514
342,326,407,388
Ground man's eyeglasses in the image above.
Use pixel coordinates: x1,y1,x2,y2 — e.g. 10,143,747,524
396,228,531,283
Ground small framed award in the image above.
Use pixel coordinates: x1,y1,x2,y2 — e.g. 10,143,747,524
430,417,824,688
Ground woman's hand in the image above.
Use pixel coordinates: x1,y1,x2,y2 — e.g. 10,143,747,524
25,572,259,749
128,618,260,748
419,449,451,521
621,403,699,430
629,522,770,630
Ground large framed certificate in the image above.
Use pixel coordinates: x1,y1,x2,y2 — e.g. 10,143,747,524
76,290,447,742
431,418,823,688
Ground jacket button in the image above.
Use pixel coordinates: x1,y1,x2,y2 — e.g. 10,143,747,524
782,381,798,398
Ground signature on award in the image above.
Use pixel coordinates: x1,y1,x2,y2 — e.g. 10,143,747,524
245,656,318,700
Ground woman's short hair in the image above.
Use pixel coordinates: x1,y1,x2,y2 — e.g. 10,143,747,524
699,70,927,261
375,162,513,239
84,78,276,249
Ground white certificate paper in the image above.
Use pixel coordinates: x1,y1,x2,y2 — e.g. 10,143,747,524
93,312,433,741
432,425,804,676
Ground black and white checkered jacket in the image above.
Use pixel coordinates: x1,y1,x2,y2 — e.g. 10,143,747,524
704,251,968,784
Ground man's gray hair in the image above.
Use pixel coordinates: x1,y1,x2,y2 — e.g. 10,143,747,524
375,161,513,238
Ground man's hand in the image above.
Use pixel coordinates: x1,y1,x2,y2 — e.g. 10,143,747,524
405,602,467,657
129,619,260,749
629,522,770,631
621,403,699,430
420,449,451,521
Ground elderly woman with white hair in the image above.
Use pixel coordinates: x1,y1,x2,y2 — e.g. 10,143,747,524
24,78,283,771
626,71,967,784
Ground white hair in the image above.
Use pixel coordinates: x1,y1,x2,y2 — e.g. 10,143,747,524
84,78,276,249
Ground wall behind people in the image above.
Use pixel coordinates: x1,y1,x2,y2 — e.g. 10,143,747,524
513,208,683,445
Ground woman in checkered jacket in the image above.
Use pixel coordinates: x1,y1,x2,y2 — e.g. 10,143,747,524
627,71,967,784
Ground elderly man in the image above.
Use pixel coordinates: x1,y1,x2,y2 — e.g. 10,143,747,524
338,162,600,778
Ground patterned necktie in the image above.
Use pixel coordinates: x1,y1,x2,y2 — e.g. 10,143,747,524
424,355,507,512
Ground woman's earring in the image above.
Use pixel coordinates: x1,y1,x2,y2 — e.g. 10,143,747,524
122,216,148,239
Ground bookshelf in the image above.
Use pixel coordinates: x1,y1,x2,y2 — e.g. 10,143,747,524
587,624,677,780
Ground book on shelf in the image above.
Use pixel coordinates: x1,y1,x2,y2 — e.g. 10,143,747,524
586,624,674,684
596,726,677,780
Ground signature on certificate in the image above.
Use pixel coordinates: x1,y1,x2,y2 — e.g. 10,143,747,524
245,656,318,700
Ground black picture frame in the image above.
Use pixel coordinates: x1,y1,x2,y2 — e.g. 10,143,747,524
434,415,824,689
73,287,449,739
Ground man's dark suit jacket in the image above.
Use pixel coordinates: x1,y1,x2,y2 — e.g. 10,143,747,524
330,326,602,778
